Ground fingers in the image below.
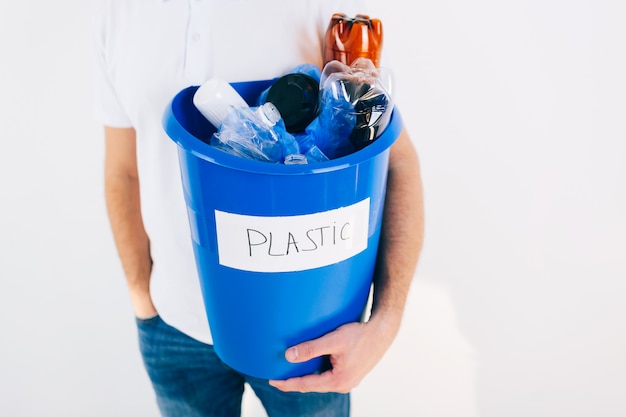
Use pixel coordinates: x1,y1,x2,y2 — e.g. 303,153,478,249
269,371,351,394
270,323,365,393
284,331,337,363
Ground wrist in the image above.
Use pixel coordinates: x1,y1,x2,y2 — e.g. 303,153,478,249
368,306,403,342
127,281,156,319
130,291,157,319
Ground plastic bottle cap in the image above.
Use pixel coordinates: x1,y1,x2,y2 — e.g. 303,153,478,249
258,102,281,126
266,73,319,133
193,78,248,128
284,154,308,165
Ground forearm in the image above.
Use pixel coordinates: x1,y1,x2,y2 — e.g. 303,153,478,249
103,127,155,317
105,172,155,316
370,128,424,333
105,173,152,287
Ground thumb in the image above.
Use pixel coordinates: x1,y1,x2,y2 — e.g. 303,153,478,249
285,334,335,363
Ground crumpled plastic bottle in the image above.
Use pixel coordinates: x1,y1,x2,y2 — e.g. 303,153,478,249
210,101,300,163
193,77,302,164
314,57,394,159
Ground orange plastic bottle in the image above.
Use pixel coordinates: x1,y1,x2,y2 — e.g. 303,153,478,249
323,13,384,68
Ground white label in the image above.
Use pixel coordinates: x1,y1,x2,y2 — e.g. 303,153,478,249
214,198,370,273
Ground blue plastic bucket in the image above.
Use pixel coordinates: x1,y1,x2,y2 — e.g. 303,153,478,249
163,80,402,379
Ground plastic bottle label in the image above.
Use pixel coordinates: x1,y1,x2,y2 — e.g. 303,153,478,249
214,198,370,273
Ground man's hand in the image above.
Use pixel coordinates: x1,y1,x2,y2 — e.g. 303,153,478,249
129,283,157,319
269,310,401,393
270,128,423,394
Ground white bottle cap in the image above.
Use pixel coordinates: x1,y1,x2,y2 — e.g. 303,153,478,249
258,102,282,126
193,78,249,128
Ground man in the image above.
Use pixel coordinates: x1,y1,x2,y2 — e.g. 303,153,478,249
93,0,423,415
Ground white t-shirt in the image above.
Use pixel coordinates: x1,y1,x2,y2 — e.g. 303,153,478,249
92,0,365,344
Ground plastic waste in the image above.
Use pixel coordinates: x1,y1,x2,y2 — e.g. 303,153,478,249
193,78,249,128
257,64,323,133
315,58,394,159
283,154,308,165
191,56,393,164
265,73,319,133
193,77,300,164
304,144,330,163
323,13,384,68
210,102,301,163
257,64,322,105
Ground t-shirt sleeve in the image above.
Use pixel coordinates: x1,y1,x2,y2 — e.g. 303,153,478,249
91,1,133,128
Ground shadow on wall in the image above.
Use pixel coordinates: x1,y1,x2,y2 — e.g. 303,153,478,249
241,275,478,416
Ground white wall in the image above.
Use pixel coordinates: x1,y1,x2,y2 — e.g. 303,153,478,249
1,1,624,416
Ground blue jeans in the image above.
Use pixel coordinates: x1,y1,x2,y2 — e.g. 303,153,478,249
136,315,350,417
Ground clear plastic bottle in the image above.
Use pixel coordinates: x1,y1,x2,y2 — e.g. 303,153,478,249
315,58,394,159
211,102,300,163
193,77,301,164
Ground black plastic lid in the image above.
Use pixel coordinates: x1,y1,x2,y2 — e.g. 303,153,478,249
265,73,320,132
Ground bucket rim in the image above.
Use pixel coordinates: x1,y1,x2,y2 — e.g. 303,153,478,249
163,85,403,175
